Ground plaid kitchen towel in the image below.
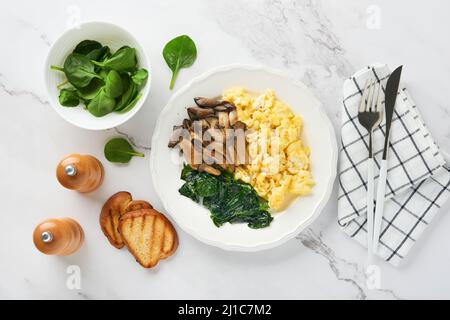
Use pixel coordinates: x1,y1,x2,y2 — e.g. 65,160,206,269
338,63,450,266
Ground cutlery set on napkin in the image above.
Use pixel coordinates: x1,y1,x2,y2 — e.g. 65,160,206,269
338,63,450,266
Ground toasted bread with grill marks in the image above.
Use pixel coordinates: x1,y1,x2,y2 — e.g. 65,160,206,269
119,209,178,268
100,191,132,249
124,200,153,213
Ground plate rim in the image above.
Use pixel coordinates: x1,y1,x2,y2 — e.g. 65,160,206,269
150,64,338,252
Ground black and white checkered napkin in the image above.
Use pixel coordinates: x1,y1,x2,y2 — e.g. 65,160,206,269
338,63,450,266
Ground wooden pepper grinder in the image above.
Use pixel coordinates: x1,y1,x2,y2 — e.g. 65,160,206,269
33,218,84,255
56,154,104,193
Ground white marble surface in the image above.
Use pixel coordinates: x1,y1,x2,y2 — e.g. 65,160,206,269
1,0,450,300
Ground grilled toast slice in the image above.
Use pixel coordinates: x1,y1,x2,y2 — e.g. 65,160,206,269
99,191,132,249
124,200,153,213
119,209,178,268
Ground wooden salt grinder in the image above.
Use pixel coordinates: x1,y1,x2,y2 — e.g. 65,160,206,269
56,154,104,193
33,218,84,255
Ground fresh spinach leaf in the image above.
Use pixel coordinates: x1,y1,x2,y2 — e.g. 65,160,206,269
58,88,80,107
87,46,110,62
120,73,131,93
87,89,116,117
131,68,148,89
92,46,137,72
104,70,123,98
163,35,197,89
114,80,136,112
104,137,144,163
73,40,102,55
116,92,141,114
113,69,147,112
50,65,65,72
76,78,104,100
98,68,109,80
63,53,102,88
51,40,148,117
56,80,70,90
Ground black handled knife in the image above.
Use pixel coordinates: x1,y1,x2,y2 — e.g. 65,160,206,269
372,66,404,252
382,65,403,159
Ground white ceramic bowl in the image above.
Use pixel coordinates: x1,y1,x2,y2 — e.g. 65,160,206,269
150,65,338,251
44,21,151,130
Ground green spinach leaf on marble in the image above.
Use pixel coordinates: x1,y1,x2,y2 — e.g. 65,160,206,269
104,137,145,163
163,35,197,90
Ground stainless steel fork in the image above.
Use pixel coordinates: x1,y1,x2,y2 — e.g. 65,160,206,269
358,78,383,260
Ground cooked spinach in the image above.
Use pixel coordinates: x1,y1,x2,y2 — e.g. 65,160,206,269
163,35,197,90
50,40,148,117
179,165,273,229
104,137,145,163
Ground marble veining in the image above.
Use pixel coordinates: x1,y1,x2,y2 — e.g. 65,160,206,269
0,73,49,105
112,128,152,151
298,229,400,300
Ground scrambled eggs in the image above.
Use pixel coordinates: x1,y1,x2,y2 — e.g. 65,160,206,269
222,88,314,211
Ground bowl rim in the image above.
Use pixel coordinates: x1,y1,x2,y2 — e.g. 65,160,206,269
149,64,338,252
44,20,151,131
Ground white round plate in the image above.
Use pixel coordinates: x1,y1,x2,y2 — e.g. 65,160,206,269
44,21,151,130
150,65,337,251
